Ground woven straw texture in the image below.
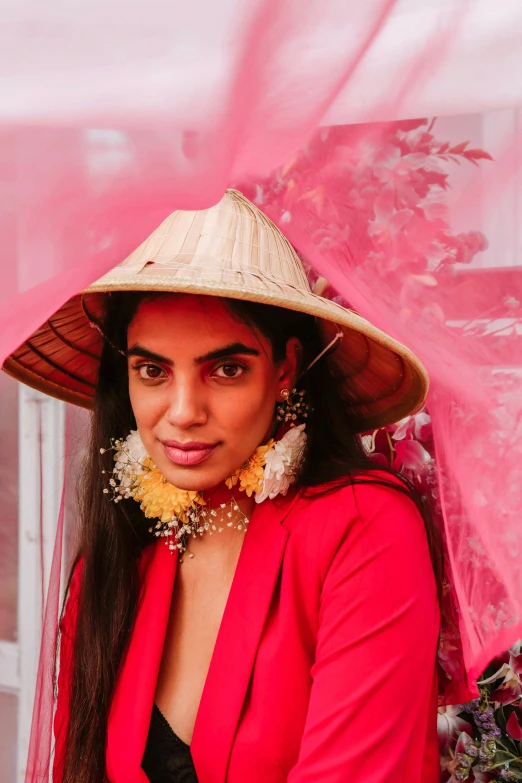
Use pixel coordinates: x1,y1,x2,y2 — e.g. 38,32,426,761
3,189,428,431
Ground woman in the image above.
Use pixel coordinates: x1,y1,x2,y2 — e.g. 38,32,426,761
4,190,442,782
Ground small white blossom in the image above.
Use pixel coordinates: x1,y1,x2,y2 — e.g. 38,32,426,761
113,429,149,489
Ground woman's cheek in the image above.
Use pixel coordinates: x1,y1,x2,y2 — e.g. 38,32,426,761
131,387,164,431
230,390,275,438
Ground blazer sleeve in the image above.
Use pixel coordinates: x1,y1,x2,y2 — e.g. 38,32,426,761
287,484,441,783
53,560,82,783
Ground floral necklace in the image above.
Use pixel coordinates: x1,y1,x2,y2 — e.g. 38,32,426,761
102,425,307,559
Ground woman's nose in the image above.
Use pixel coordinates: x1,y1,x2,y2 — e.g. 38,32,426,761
163,377,208,430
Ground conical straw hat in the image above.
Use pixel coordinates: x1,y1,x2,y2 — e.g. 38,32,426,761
3,189,428,431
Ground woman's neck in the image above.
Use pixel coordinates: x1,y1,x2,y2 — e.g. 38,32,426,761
182,482,255,562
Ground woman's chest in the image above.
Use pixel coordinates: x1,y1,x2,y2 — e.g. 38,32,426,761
154,560,237,744
154,557,317,776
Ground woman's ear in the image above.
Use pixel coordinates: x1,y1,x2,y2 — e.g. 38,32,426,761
277,337,302,391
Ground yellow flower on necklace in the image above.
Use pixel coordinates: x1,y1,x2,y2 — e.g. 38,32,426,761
226,440,274,497
133,457,204,523
106,427,307,558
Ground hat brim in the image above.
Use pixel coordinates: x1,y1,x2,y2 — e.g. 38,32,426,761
3,271,428,432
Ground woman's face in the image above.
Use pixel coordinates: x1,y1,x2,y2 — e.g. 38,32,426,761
127,295,299,491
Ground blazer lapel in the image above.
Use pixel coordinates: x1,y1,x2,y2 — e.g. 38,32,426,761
106,540,177,783
191,495,297,783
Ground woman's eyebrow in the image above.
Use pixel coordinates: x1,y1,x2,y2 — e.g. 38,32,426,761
195,342,260,364
126,342,260,366
127,345,173,365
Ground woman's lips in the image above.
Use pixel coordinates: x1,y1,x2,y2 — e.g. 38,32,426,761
162,440,218,467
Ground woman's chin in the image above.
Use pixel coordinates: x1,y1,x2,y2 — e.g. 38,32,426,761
156,460,228,492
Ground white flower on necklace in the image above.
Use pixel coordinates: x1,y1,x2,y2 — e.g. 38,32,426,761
103,423,307,556
256,424,307,504
113,429,148,495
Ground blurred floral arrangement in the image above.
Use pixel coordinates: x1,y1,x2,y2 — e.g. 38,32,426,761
240,114,493,696
439,643,522,782
241,117,493,335
241,117,522,780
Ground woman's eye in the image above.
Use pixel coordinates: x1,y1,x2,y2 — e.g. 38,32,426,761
135,364,165,381
214,364,244,379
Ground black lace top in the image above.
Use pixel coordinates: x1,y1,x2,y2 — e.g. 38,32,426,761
141,704,199,783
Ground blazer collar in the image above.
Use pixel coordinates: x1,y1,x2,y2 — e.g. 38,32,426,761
106,493,298,783
191,494,297,782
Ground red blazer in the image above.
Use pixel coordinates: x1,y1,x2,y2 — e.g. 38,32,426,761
54,480,441,783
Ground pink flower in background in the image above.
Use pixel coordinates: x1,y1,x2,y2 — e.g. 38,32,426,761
472,771,493,783
368,410,434,478
478,642,522,706
446,731,478,781
392,439,431,475
438,705,474,754
390,411,432,441
373,144,428,207
368,189,414,267
506,710,522,742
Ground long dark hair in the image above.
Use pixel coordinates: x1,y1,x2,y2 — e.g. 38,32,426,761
61,292,444,783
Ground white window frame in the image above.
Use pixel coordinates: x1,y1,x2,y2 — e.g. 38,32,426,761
0,385,65,783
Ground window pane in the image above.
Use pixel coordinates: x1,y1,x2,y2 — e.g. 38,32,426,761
0,374,18,641
0,692,18,781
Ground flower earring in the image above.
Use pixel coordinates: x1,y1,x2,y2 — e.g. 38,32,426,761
276,387,310,427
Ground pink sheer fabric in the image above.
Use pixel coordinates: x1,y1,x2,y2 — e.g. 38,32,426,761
24,472,66,782
237,117,522,692
0,2,521,780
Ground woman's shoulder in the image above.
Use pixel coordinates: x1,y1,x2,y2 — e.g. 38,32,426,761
290,470,421,520
283,471,427,567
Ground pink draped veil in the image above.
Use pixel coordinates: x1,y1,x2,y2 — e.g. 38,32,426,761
0,1,521,779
